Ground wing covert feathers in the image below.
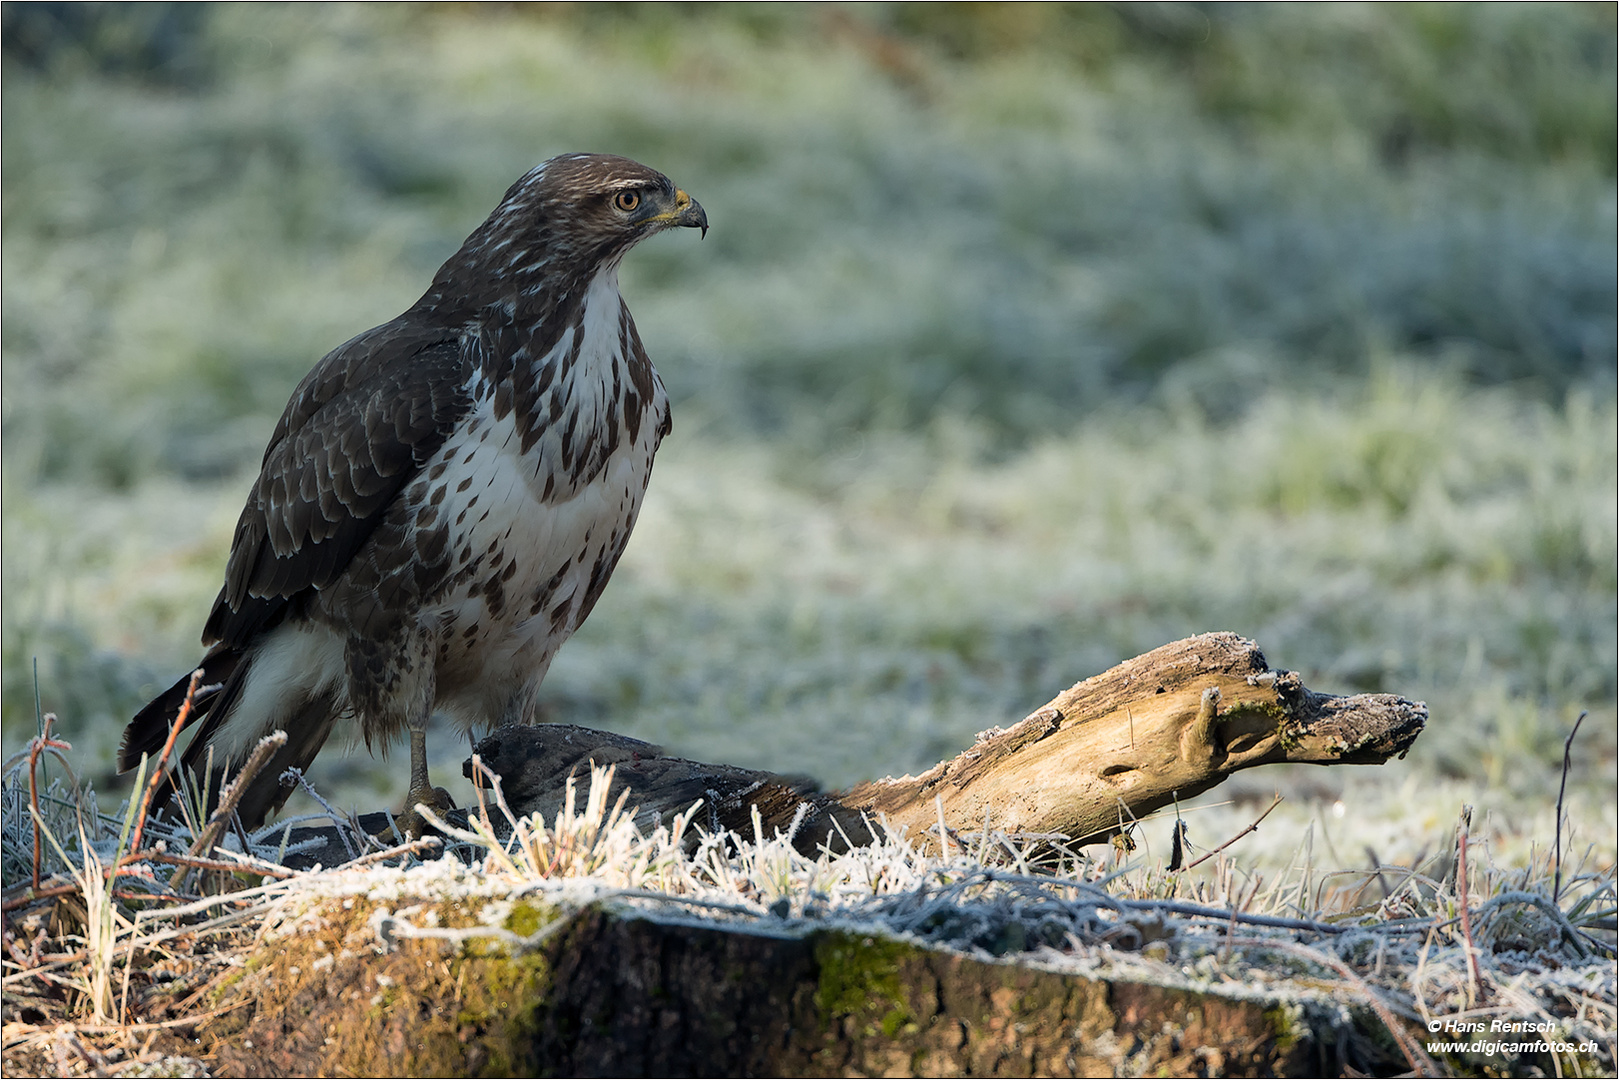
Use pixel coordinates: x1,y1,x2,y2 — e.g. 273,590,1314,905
203,327,471,648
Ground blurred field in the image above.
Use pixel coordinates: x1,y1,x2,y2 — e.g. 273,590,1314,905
3,3,1614,868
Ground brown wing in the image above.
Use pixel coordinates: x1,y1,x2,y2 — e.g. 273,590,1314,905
202,319,473,648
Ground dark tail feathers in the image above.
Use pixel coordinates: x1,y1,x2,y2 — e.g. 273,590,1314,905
119,650,244,772
120,647,342,831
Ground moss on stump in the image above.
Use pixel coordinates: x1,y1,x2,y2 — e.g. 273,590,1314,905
160,898,1414,1077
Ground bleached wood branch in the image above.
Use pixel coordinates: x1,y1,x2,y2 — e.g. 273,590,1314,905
472,632,1426,853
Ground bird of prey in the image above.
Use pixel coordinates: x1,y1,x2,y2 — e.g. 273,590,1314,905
119,152,707,832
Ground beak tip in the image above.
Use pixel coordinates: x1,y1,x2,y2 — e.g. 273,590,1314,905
681,196,709,238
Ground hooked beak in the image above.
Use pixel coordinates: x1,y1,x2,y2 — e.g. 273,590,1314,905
656,188,708,238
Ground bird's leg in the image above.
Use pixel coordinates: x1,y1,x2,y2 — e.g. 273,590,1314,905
395,723,457,840
390,639,456,841
406,726,433,809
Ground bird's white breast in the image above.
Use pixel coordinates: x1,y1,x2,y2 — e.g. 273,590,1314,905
422,266,666,727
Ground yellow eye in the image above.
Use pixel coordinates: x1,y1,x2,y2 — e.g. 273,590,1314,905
614,191,641,213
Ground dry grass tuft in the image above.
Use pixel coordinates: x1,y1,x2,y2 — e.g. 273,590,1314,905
3,742,1612,1077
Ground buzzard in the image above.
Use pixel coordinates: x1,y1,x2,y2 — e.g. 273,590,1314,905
120,153,707,831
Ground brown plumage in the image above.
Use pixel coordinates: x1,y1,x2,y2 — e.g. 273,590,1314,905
120,153,707,829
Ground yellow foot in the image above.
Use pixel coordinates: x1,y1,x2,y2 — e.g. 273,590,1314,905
392,783,456,842
382,726,455,841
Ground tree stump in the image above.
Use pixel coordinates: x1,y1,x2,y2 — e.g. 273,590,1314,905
191,899,1400,1078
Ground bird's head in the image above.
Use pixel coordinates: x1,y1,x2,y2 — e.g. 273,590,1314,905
518,152,708,248
433,153,707,318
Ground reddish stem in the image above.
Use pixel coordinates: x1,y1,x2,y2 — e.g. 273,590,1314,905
26,713,66,891
128,670,205,858
1455,805,1482,1005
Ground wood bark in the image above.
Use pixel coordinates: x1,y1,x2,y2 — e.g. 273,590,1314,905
189,899,1400,1078
466,632,1425,855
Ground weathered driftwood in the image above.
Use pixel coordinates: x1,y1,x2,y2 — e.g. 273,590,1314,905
469,632,1425,854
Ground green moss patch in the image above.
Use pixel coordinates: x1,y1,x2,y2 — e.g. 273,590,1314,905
182,897,560,1078
813,930,918,1038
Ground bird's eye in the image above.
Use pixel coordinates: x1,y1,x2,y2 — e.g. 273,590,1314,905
613,191,641,213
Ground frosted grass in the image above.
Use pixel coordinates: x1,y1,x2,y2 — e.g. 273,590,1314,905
3,6,1612,868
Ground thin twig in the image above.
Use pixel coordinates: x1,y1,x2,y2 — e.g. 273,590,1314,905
280,768,358,862
1554,711,1588,904
1184,794,1284,872
151,852,298,880
1221,874,1264,962
1455,805,1481,1006
2,848,161,911
344,836,442,869
0,951,89,984
129,670,205,858
2,882,82,911
471,752,493,837
1116,897,1359,935
27,713,71,891
1363,845,1392,900
111,888,200,905
171,730,288,889
46,998,252,1034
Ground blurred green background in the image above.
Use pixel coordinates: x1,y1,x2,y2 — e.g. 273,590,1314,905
3,3,1614,866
